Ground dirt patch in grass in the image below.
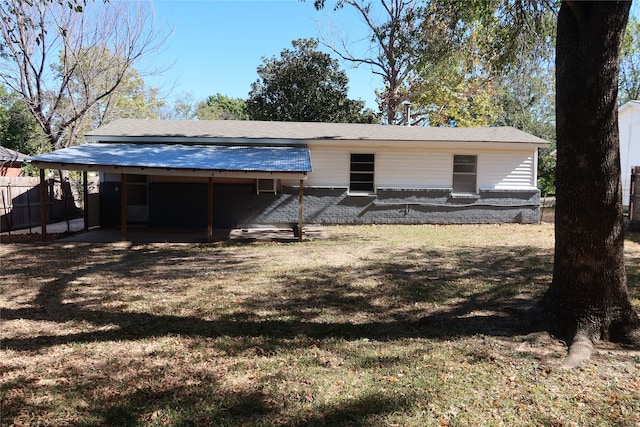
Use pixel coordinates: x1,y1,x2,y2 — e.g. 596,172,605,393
2,224,640,426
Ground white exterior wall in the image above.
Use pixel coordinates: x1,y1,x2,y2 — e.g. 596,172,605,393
376,149,451,188
619,102,640,206
478,151,537,190
102,143,540,192
304,148,349,187
101,172,119,182
306,143,539,191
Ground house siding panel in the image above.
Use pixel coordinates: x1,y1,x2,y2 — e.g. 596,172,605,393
377,150,451,188
305,148,348,187
478,152,536,189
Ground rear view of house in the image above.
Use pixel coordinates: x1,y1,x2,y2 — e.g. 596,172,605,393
27,119,548,234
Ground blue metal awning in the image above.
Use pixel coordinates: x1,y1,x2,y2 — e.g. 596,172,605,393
27,143,312,176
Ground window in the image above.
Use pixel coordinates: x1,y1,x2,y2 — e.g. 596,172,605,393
126,174,148,206
350,153,375,193
453,155,477,193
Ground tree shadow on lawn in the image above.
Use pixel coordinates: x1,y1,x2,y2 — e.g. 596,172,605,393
4,239,639,426
3,242,555,351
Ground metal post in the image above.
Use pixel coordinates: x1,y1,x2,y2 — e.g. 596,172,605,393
120,174,127,241
207,177,213,242
39,169,47,240
83,171,89,231
298,179,304,242
26,184,32,233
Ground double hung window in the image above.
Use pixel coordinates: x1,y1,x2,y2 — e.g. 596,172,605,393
453,155,477,193
350,153,375,193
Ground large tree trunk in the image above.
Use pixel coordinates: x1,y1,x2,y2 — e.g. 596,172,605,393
544,1,640,366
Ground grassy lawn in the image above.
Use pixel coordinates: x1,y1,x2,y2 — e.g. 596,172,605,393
2,224,640,426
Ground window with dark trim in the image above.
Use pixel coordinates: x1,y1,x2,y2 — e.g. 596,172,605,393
453,155,477,193
350,153,375,193
126,174,148,206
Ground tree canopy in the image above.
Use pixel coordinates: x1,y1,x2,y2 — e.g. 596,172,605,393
314,0,556,131
196,94,249,121
0,0,168,150
0,87,47,156
246,38,376,123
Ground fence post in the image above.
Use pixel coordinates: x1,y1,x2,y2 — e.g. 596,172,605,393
2,186,11,233
26,184,32,233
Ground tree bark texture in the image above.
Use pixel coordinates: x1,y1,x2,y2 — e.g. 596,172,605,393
545,1,639,349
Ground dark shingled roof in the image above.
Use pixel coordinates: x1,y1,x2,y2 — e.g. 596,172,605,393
84,119,549,146
0,147,28,163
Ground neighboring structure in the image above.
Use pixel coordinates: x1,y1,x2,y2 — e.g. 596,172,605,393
630,166,640,230
618,100,640,206
27,119,548,237
0,147,27,177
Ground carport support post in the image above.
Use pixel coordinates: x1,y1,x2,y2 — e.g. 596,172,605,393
39,168,47,241
298,179,304,242
207,177,213,242
83,171,89,231
120,174,127,241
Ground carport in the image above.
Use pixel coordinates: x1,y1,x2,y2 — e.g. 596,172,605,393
27,143,311,242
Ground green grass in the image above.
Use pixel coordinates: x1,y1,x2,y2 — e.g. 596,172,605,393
2,224,640,426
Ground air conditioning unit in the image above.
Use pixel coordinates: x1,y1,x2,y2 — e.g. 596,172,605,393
256,179,277,194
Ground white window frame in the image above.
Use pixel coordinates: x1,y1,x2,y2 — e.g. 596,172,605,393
349,153,375,194
452,154,477,194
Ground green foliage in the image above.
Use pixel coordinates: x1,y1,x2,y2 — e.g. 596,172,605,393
413,1,557,191
0,0,167,152
246,38,376,123
52,46,166,145
318,1,456,125
494,66,556,195
619,16,640,105
100,73,165,123
0,86,48,156
433,0,557,74
537,144,556,196
195,93,249,121
412,20,504,127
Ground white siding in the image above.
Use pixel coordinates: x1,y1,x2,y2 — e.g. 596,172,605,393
305,148,349,187
306,147,453,189
377,150,451,188
303,143,540,191
478,152,536,189
102,145,539,192
619,104,640,205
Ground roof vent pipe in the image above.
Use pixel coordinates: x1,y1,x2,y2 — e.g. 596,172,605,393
403,102,411,126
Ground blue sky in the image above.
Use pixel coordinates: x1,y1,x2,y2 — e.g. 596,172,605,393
141,0,382,110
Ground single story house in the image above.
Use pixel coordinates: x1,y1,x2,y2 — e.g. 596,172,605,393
27,119,549,239
618,100,640,206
